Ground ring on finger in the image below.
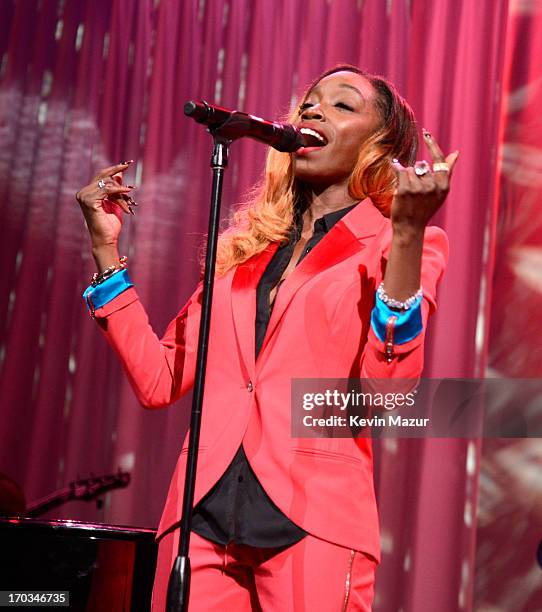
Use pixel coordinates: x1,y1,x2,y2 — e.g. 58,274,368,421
433,162,450,173
414,160,431,177
98,179,107,190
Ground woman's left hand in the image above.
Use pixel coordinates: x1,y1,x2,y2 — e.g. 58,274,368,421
390,130,459,232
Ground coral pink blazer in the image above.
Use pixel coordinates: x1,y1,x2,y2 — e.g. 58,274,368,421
92,198,448,563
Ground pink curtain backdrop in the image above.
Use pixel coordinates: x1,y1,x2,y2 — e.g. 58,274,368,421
475,1,542,610
0,0,526,610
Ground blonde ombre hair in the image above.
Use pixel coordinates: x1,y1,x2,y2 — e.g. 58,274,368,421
214,65,418,276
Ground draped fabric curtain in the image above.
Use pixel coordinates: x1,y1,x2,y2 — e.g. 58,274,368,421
475,1,542,609
0,1,511,610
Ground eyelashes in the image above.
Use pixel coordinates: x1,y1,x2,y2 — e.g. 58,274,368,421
298,101,354,114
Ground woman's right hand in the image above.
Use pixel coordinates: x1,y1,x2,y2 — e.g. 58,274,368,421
75,162,136,271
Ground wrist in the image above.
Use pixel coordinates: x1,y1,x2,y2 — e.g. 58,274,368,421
92,243,121,273
391,222,425,247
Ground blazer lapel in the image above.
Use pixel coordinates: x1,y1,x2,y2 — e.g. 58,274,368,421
231,242,279,381
258,198,388,360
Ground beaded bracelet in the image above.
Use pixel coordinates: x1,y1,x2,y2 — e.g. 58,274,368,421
377,282,422,311
91,256,128,287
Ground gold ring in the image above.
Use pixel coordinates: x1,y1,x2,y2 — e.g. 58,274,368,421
433,162,450,173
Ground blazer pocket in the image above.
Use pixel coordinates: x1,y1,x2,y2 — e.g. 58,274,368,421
180,445,208,455
291,447,362,466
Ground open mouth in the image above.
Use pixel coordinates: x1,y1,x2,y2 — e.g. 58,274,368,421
299,127,328,147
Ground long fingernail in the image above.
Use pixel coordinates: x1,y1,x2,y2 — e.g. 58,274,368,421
128,205,135,216
422,128,431,139
121,160,134,165
128,198,138,206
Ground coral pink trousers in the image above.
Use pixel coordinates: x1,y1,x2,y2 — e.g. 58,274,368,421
151,530,376,611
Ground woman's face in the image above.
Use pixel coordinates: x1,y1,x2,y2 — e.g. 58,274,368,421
293,71,382,188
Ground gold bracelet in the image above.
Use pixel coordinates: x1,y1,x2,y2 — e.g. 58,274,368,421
91,256,128,287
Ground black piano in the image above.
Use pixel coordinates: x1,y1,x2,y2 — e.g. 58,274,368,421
0,518,157,611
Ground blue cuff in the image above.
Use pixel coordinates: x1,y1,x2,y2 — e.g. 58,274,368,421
83,268,134,312
371,293,423,344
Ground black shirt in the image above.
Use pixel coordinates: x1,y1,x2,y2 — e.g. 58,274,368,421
191,203,358,547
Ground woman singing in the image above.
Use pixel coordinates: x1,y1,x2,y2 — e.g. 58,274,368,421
76,65,457,611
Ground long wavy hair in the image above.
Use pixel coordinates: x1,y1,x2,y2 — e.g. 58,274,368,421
213,65,418,276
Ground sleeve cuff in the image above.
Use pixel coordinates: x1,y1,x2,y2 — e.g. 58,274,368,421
83,268,134,313
371,292,423,344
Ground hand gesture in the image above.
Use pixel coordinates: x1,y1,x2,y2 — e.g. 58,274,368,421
391,130,459,231
75,161,136,251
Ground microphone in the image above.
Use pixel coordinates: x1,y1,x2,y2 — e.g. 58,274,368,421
184,100,325,152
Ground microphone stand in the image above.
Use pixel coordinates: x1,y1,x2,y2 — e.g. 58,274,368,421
166,130,230,612
165,106,311,610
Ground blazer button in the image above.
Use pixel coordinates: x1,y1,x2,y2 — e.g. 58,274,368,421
247,381,253,392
